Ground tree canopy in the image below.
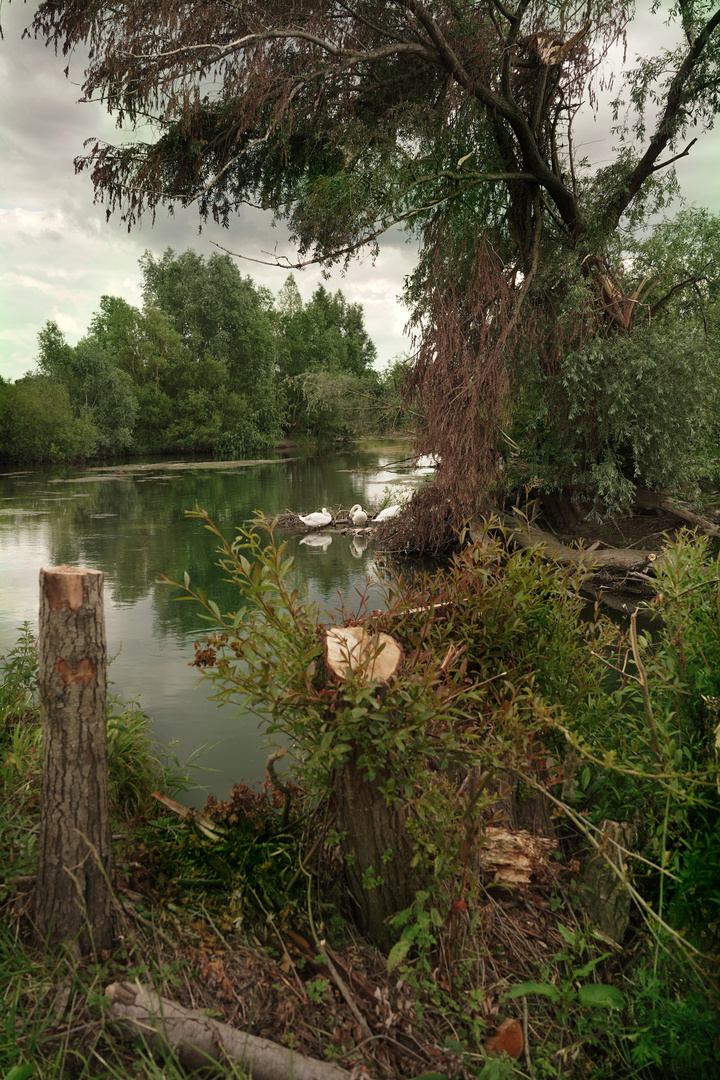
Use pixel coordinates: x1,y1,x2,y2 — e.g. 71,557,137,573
23,1,720,530
0,250,391,464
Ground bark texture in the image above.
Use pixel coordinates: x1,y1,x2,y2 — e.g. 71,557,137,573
332,748,418,953
35,565,113,955
105,981,352,1080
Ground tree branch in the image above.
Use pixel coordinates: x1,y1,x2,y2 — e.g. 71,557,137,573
603,7,720,230
649,136,698,173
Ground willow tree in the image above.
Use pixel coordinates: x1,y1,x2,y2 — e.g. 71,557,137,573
24,0,720,538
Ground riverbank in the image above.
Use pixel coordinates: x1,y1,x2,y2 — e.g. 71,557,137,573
2,519,719,1078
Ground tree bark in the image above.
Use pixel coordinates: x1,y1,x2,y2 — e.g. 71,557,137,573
35,565,113,956
105,981,352,1080
332,748,418,953
323,626,415,951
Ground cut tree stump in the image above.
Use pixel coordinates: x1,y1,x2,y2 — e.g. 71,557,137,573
324,625,410,950
35,565,113,956
105,981,352,1080
324,625,403,684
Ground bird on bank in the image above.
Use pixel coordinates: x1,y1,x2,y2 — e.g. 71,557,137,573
349,503,368,526
374,504,401,522
298,507,333,528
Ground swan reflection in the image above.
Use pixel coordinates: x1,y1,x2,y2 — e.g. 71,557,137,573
299,533,333,552
350,534,370,558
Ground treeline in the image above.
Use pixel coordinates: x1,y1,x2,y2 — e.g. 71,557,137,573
0,249,408,464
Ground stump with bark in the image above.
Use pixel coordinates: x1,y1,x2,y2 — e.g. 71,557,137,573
324,626,414,951
35,565,113,956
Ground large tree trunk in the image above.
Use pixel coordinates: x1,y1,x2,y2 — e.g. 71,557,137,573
35,565,113,956
332,749,418,953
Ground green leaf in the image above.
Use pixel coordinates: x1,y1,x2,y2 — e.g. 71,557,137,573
577,984,625,1009
4,1067,36,1080
387,935,412,972
183,570,190,589
557,923,577,946
574,953,610,978
504,980,561,1002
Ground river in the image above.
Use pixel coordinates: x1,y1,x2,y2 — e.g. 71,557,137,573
0,444,433,804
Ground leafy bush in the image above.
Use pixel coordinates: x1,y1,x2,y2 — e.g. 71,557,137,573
0,377,97,464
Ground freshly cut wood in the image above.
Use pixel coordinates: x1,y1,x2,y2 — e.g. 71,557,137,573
151,791,226,840
479,827,557,887
482,512,661,573
324,625,403,684
105,981,351,1080
633,487,720,538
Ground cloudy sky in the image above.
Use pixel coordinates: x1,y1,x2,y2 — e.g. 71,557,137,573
1,2,718,383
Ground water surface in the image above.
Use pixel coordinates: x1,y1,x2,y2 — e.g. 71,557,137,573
0,446,428,803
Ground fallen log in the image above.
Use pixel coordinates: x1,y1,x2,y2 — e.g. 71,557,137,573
482,511,661,574
105,981,352,1080
632,487,720,538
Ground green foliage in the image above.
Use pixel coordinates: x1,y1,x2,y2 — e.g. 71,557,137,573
37,320,139,456
7,252,386,463
139,248,276,394
505,923,623,1018
276,277,383,439
511,214,720,515
0,376,97,464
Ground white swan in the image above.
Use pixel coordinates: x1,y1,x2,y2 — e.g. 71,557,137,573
414,453,440,470
349,503,368,527
298,507,332,528
374,504,401,522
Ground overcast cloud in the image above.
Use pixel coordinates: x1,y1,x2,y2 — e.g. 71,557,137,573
1,2,718,382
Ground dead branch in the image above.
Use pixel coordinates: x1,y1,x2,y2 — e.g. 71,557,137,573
632,488,720,538
105,981,352,1080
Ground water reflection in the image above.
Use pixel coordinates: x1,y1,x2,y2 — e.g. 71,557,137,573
350,534,370,559
0,446,430,803
299,532,333,552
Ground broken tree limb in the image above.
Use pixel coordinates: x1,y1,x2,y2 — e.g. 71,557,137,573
483,511,661,573
324,625,403,684
105,981,352,1080
632,487,720,538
